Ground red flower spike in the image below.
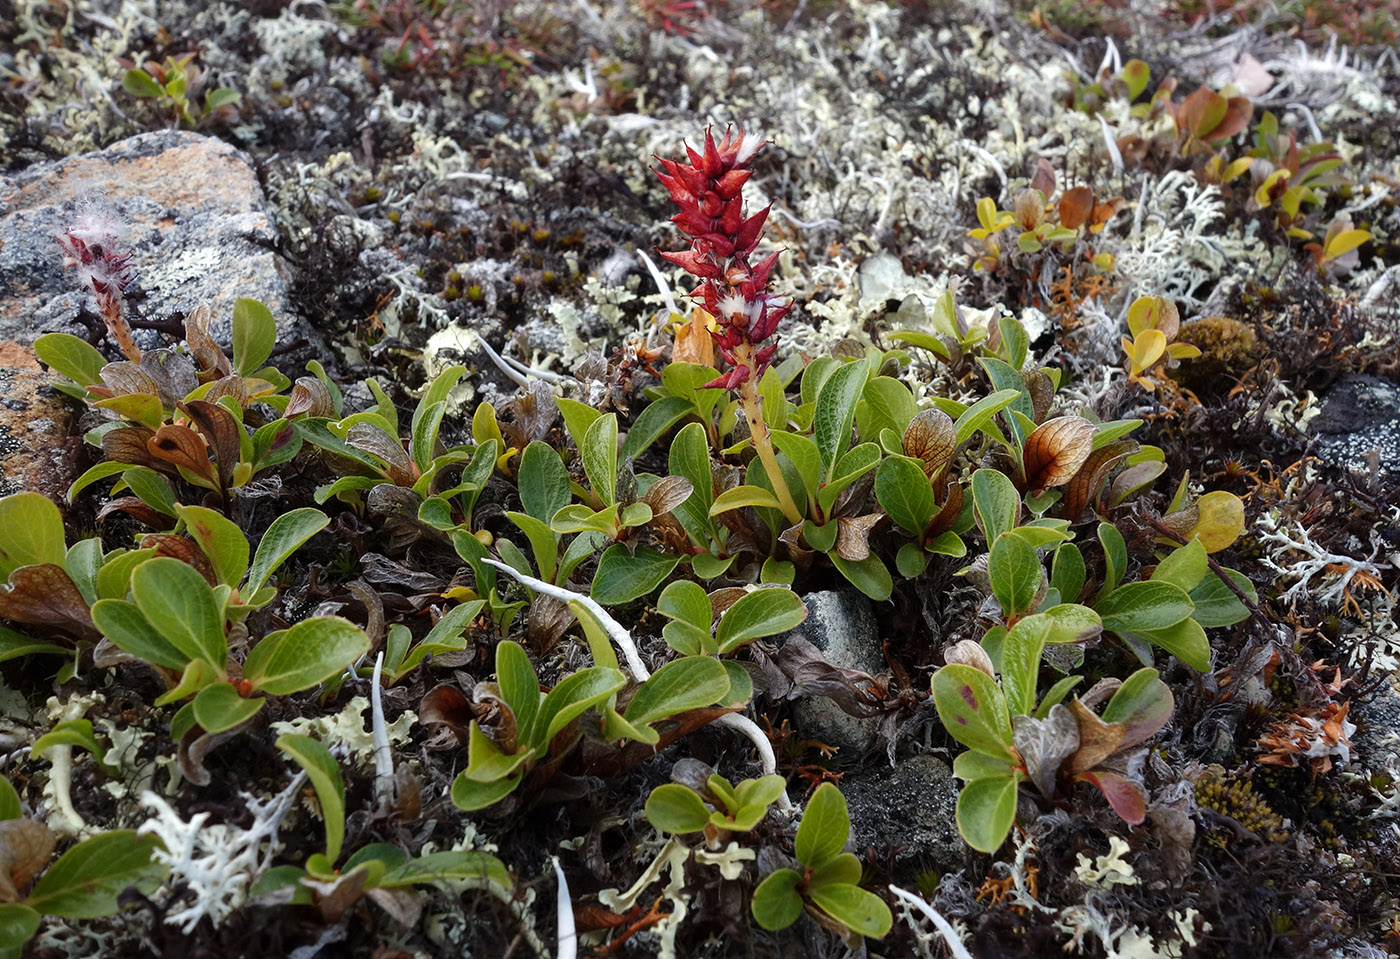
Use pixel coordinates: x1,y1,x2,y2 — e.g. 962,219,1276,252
714,168,752,200
702,128,723,178
734,205,770,256
659,250,723,279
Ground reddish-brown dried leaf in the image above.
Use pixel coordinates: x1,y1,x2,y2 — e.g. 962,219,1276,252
96,496,173,528
183,400,241,487
0,564,95,639
903,408,956,476
102,426,163,469
1213,96,1254,142
139,534,217,584
0,818,56,901
148,424,215,483
925,477,964,539
1059,440,1137,522
1089,197,1125,232
184,302,232,378
834,513,882,562
1020,369,1054,423
1022,416,1096,492
418,684,478,743
1058,186,1094,230
203,374,248,409
1028,158,1055,198
1067,699,1126,774
641,476,694,516
99,361,160,398
285,376,335,419
347,424,415,485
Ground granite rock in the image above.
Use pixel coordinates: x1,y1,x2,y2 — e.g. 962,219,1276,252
0,130,315,353
0,346,81,504
843,753,965,877
1310,374,1400,482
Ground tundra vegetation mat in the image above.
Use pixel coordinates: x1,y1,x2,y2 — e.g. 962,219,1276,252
1,0,1400,956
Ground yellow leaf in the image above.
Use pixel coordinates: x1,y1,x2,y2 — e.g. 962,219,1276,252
1130,330,1167,374
1323,229,1371,263
1166,343,1201,360
1185,490,1244,553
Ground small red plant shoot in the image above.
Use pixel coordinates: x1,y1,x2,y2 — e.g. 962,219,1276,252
656,127,802,525
58,207,141,362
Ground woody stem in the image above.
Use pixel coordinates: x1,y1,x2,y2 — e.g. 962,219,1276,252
733,344,803,527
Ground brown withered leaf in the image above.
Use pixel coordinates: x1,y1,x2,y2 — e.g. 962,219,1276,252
184,302,232,378
673,308,715,367
0,565,95,639
834,513,883,562
285,376,335,419
1022,416,1096,492
1013,706,1080,800
1020,369,1054,423
203,373,248,410
773,637,883,717
148,424,215,484
139,534,217,584
304,868,368,924
924,477,964,539
418,684,478,743
177,723,244,787
140,348,198,409
102,426,163,469
943,639,995,678
641,476,694,516
183,400,240,487
96,496,173,528
1089,197,1125,233
347,424,415,485
526,595,575,656
1059,440,1137,522
366,887,422,927
1058,186,1094,230
1028,158,1055,198
1067,699,1126,774
903,408,956,477
0,818,56,902
99,361,160,398
1159,504,1200,537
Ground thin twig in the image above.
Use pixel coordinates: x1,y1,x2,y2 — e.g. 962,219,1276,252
1144,516,1261,614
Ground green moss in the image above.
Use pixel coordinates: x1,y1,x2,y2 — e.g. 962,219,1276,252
1195,767,1289,845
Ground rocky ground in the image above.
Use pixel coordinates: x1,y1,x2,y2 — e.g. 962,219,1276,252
2,0,1400,957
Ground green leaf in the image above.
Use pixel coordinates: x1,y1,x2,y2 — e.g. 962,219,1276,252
645,783,712,834
1035,674,1083,718
1152,539,1208,591
231,298,276,376
410,400,446,473
1000,615,1049,716
0,778,20,821
988,532,1042,621
1050,543,1086,603
716,588,807,653
34,333,107,387
1096,522,1127,598
857,376,918,445
734,774,787,813
555,396,603,451
204,87,241,109
582,413,618,507
242,616,370,695
1188,567,1256,628
495,641,540,744
794,782,849,868
1102,667,1175,747
708,485,780,515
90,598,187,670
413,366,464,443
953,389,1019,447
662,621,712,657
122,468,177,520
0,492,68,581
808,883,893,940
770,430,821,495
972,469,1020,542
177,506,249,589
505,512,559,585
191,682,263,734
518,442,572,525
122,68,164,98
751,868,804,931
953,751,1015,781
0,903,39,950
816,442,881,518
720,660,753,707
621,397,694,461
590,546,681,605
130,558,226,669
25,831,167,918
955,774,1019,853
669,423,716,541
875,455,935,536
465,722,534,783
66,461,132,503
276,733,346,863
1122,618,1210,672
1096,581,1194,634
246,508,329,593
830,553,893,601
657,580,712,630
623,656,729,735
29,719,118,776
931,664,1014,760
814,361,867,481
896,542,929,577
536,666,627,746
379,851,511,890
450,771,521,811
1040,604,1103,645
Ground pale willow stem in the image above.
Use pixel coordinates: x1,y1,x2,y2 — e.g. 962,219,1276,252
888,886,975,959
553,857,578,959
370,651,395,808
482,559,793,813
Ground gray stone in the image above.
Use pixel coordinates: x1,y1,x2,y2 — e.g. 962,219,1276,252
0,130,316,354
779,589,886,755
843,753,965,876
1310,374,1400,482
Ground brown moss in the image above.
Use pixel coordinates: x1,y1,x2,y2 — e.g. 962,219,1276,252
1195,766,1290,845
